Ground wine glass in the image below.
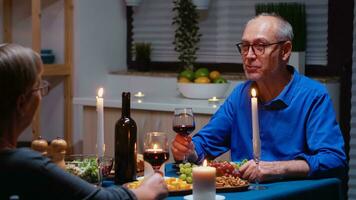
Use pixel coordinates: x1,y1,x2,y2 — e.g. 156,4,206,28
143,132,170,173
172,108,195,163
249,141,267,190
98,156,114,186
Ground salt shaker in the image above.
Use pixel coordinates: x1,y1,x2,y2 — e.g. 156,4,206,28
49,137,68,169
31,136,49,156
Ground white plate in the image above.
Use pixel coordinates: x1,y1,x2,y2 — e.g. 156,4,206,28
183,194,225,200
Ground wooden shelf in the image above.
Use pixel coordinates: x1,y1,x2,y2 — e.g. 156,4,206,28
43,64,71,76
2,0,74,153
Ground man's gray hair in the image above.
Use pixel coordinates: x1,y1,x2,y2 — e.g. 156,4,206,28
245,12,294,41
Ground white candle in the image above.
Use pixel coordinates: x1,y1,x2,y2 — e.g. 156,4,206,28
192,160,216,200
251,88,260,160
96,87,105,157
134,91,145,97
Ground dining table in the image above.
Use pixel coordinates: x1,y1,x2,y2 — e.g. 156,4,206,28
103,163,344,200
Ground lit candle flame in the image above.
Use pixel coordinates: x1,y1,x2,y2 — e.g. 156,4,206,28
153,143,158,149
251,88,257,97
203,159,208,167
98,87,104,97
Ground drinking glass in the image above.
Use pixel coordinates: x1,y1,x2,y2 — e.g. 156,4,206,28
98,156,114,186
249,145,267,190
172,108,195,162
143,132,170,173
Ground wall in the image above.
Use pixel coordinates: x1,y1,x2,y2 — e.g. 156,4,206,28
0,0,128,142
0,1,341,149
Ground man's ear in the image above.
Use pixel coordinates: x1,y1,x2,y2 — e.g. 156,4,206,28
281,41,292,61
16,95,26,117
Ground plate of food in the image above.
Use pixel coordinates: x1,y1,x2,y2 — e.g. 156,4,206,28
175,160,250,193
124,177,193,196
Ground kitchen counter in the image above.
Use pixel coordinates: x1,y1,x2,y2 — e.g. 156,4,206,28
74,95,223,115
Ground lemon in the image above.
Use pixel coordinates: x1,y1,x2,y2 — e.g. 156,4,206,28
194,77,211,83
178,77,191,83
209,70,221,80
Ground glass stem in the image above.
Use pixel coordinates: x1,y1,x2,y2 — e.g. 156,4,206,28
255,158,260,186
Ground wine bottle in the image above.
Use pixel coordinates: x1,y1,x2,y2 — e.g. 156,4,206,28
114,92,137,184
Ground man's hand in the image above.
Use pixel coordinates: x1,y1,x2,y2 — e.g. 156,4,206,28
132,173,168,200
171,134,195,161
239,159,310,182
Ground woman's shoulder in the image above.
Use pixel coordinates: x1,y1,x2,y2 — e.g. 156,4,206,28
0,148,49,168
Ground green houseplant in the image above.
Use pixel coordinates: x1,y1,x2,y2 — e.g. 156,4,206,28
255,3,306,52
172,0,202,72
134,42,151,71
255,3,306,74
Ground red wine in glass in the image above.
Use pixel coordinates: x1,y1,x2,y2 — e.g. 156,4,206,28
144,150,169,170
173,108,195,163
144,132,169,173
173,124,195,136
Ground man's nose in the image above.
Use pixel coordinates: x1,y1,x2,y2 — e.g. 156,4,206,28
245,46,256,58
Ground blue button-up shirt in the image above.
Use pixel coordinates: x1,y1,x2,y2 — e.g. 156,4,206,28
192,68,346,177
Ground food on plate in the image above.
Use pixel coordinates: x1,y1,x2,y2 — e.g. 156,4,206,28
208,161,241,177
125,177,192,191
216,175,248,188
178,162,197,184
178,160,249,184
66,157,99,183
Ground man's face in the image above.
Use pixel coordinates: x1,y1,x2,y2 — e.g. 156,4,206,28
241,16,285,81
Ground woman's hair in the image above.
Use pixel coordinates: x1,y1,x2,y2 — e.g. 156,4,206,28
0,43,40,124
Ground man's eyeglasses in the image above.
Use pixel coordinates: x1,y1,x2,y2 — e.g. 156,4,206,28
31,80,50,97
236,41,287,56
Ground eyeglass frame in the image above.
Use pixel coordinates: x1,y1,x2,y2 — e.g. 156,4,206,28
236,40,287,56
30,80,50,97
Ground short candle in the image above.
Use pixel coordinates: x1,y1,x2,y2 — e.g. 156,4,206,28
208,96,220,102
134,91,145,98
192,160,216,200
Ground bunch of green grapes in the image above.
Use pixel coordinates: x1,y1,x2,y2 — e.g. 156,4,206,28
178,163,197,184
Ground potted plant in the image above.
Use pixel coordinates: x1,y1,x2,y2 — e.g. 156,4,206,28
256,3,306,74
172,0,202,72
134,42,151,71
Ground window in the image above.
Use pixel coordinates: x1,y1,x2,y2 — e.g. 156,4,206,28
130,0,328,69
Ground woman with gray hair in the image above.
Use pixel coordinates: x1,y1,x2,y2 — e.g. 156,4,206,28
0,43,168,200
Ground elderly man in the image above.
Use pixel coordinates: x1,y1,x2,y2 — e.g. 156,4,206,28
171,13,346,182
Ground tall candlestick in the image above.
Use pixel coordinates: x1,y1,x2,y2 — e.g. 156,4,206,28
251,88,260,160
192,160,216,200
96,87,105,157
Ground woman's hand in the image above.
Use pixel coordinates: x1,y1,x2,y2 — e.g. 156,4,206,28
132,173,168,200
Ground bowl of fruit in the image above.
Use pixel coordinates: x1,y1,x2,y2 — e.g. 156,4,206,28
177,68,230,99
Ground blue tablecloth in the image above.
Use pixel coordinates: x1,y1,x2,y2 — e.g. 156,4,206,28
105,163,343,200
165,163,342,200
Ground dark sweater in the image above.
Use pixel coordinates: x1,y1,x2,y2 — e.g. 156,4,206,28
0,148,136,200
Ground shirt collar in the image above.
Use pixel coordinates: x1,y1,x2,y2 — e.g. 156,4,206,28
261,66,299,110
